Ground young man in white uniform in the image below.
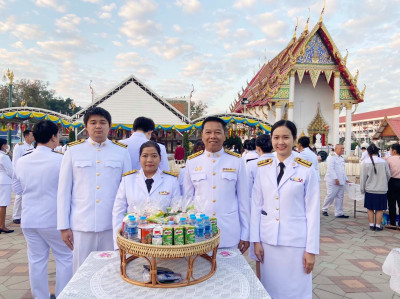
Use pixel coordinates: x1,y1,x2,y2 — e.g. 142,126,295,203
57,107,131,272
13,121,73,299
12,129,35,224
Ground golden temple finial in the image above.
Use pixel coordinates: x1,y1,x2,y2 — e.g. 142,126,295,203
343,49,349,65
21,99,27,107
319,0,326,23
305,8,310,32
241,86,244,93
354,69,359,83
293,18,298,39
246,79,249,85
361,84,366,97
264,49,267,63
4,69,14,85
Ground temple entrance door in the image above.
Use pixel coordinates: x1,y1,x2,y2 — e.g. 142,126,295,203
308,103,329,147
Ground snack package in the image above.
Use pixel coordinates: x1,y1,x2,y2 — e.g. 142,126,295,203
184,225,195,244
173,226,184,245
152,226,163,245
162,225,173,245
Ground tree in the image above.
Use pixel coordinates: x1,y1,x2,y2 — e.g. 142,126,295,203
224,136,243,152
183,132,190,160
190,100,208,120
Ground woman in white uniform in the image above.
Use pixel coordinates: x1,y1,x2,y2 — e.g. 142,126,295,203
0,138,13,233
112,141,181,247
251,120,320,299
246,134,273,278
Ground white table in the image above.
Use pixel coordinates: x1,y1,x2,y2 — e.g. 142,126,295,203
383,248,400,294
58,248,270,299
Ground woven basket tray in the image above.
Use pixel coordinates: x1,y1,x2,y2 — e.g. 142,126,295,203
117,229,220,258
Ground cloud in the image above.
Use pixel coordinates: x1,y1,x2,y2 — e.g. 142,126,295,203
181,58,204,77
34,0,66,13
99,3,116,19
151,37,194,60
12,41,24,49
127,36,150,47
112,41,123,47
173,24,183,33
81,0,100,3
248,12,288,38
233,0,256,9
119,19,162,38
203,19,232,38
55,14,81,31
114,52,156,78
390,33,400,49
175,0,201,14
118,0,158,19
37,38,100,61
0,17,44,40
157,78,192,97
83,17,97,24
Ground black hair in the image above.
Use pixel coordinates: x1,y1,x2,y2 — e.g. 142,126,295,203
140,141,161,157
193,139,205,153
298,136,310,149
33,120,59,144
84,107,112,126
256,134,272,153
361,147,366,150
250,138,256,150
201,116,226,131
367,143,380,174
177,141,181,145
243,140,251,150
23,130,32,138
0,138,7,149
271,120,297,139
391,144,400,155
133,117,155,132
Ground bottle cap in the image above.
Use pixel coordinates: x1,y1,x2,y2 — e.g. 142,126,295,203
168,221,175,225
204,216,209,220
128,215,136,221
196,218,202,222
140,216,147,220
200,214,205,218
180,217,186,221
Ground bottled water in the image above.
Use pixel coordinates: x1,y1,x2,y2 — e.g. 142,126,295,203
127,215,138,241
204,216,212,239
195,218,205,242
179,217,187,226
190,214,196,225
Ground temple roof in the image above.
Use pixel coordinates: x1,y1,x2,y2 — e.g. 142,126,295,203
339,106,400,123
372,116,400,140
231,21,365,113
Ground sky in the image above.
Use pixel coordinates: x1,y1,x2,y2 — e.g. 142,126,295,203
0,0,399,115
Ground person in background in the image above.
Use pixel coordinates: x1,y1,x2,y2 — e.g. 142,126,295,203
112,141,180,248
174,141,185,162
360,144,391,231
0,138,13,233
385,147,392,158
322,144,351,218
246,134,273,278
57,107,131,273
242,138,258,163
360,147,368,163
12,129,35,224
251,120,319,299
298,136,319,179
120,117,169,171
386,143,400,228
13,120,72,299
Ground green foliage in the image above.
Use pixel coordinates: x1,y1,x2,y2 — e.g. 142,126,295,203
351,141,359,150
183,132,190,160
68,130,76,142
190,100,208,120
0,79,81,115
339,137,345,145
224,136,243,152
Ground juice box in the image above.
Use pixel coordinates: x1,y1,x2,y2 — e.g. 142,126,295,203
152,226,163,245
210,217,218,236
173,226,185,245
139,225,154,244
185,225,195,244
162,226,173,245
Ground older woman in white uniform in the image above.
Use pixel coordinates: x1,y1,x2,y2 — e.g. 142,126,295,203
0,138,13,233
112,141,180,247
251,120,320,299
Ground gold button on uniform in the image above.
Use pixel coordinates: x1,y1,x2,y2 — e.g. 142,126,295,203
96,200,100,203
216,154,220,157
213,172,216,176
212,159,215,163
207,154,210,157
97,173,100,176
276,218,279,221
213,199,216,203
97,148,101,151
275,196,279,200
92,142,95,145
96,186,100,189
97,160,100,163
213,186,216,189
213,213,216,216
276,207,279,210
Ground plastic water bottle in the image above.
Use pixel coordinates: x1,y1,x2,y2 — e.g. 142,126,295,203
139,216,147,225
190,214,196,225
127,216,138,241
204,216,212,239
195,218,205,242
168,220,175,226
179,217,187,226
200,214,205,220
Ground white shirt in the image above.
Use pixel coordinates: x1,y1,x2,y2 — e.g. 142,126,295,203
0,151,13,184
13,146,62,228
112,168,180,248
299,147,319,179
120,132,169,171
12,141,34,169
360,150,368,163
57,137,132,232
324,152,348,185
243,150,258,163
246,153,274,196
183,148,250,247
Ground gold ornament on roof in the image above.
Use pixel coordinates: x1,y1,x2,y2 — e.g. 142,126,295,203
343,49,349,65
293,18,298,39
354,70,359,84
361,84,366,98
305,8,310,32
308,103,329,145
319,0,326,23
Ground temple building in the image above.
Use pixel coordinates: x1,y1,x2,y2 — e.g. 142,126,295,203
230,14,365,155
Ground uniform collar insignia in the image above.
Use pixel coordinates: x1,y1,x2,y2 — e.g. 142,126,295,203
159,191,170,195
223,168,236,172
290,177,303,183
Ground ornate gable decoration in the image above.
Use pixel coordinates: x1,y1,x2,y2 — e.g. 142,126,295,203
308,103,329,136
297,33,335,65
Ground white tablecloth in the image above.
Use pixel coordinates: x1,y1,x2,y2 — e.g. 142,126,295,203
319,162,361,176
58,248,270,299
383,248,400,294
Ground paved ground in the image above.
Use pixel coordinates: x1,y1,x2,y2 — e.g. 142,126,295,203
0,176,399,298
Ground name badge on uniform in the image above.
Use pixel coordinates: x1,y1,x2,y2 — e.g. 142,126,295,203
223,168,236,172
195,166,202,171
159,191,170,195
290,177,303,183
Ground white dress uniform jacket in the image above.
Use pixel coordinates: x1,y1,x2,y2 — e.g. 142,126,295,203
243,150,258,163
324,152,348,185
120,132,169,171
13,146,73,299
0,151,13,185
112,168,181,249
299,147,320,179
57,138,132,232
183,148,250,248
246,153,274,197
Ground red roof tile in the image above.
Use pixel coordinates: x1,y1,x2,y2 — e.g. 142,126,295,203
339,106,400,123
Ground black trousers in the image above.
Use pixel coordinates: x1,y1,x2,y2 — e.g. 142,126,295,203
387,177,400,226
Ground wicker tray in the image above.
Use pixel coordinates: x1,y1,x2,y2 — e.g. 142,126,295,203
117,229,220,288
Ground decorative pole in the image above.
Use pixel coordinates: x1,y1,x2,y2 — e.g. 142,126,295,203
4,69,14,146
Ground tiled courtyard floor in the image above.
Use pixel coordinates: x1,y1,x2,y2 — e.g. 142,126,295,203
0,176,399,298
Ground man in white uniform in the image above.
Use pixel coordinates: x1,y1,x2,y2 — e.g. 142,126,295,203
13,121,72,299
12,129,35,224
322,144,351,218
120,116,169,171
183,116,250,253
57,107,131,272
360,147,368,163
297,136,319,180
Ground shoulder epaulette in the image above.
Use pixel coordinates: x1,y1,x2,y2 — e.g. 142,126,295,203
163,170,179,177
225,149,241,158
122,170,137,177
330,153,335,156
22,149,33,157
52,151,64,155
18,142,23,145
112,140,127,148
187,150,203,160
258,158,273,167
67,139,85,147
295,157,312,168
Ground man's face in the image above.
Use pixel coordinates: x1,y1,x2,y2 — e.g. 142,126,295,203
85,115,110,142
201,121,225,153
25,132,35,144
335,145,344,156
